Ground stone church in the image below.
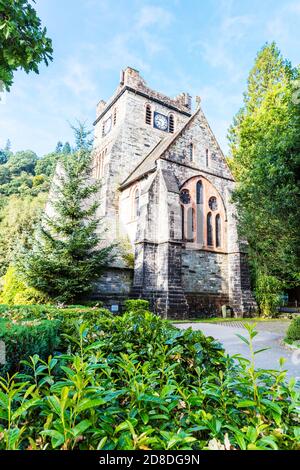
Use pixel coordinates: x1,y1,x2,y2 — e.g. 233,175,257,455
92,67,256,318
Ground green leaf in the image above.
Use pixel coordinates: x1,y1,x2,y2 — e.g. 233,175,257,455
41,430,65,449
236,400,257,408
11,398,41,420
115,421,131,434
140,411,149,425
257,436,279,450
235,334,250,346
246,426,258,443
254,347,270,355
97,436,107,450
75,397,106,413
7,427,22,449
73,419,92,437
47,396,62,415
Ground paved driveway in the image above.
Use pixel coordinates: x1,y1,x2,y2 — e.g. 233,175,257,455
175,320,300,381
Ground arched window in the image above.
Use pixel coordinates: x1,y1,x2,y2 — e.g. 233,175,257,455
207,212,213,246
196,180,203,204
187,207,194,240
216,214,221,248
145,105,152,125
180,176,226,251
134,189,140,218
113,108,117,126
169,114,175,133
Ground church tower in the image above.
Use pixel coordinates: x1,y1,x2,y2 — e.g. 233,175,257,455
92,67,256,318
93,67,192,238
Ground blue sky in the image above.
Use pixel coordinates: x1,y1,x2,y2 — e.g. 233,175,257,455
0,0,299,156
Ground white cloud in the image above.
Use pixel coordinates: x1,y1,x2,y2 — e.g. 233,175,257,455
80,4,174,74
266,1,300,56
61,59,97,96
136,5,173,30
195,13,253,79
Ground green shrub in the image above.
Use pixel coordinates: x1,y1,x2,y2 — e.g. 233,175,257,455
0,318,61,374
0,304,113,347
0,312,299,450
0,305,113,351
124,299,150,313
285,316,300,342
70,300,104,308
0,266,49,305
0,304,111,321
255,272,283,317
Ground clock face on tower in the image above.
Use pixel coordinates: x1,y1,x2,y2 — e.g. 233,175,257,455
153,112,168,131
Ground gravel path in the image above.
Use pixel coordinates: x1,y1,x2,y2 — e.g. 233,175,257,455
175,320,300,381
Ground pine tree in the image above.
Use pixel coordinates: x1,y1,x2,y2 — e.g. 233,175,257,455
18,123,114,302
55,141,63,153
62,142,71,154
0,150,8,165
0,139,12,164
4,139,11,153
71,120,93,151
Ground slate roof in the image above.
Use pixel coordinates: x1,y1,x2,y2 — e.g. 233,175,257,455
120,109,200,188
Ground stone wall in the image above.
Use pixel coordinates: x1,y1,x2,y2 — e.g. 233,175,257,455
182,250,228,293
94,268,133,296
185,293,230,317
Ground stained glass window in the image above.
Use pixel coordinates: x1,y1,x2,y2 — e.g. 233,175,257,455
208,196,218,211
180,189,191,204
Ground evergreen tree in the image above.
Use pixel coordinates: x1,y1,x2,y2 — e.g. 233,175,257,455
0,139,12,165
0,150,8,165
228,43,300,314
71,120,93,150
4,139,11,153
55,141,63,154
18,124,114,302
62,142,72,154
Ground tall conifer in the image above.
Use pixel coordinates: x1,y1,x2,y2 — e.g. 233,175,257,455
19,123,114,302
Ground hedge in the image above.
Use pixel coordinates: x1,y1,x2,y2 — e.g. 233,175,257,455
0,319,61,374
285,316,300,342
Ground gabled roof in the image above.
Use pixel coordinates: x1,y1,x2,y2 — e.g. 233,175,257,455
120,109,200,188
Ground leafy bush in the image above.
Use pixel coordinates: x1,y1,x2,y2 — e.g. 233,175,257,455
255,272,283,317
0,310,298,450
285,316,300,342
124,299,150,313
0,266,50,305
0,304,112,344
0,319,61,374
